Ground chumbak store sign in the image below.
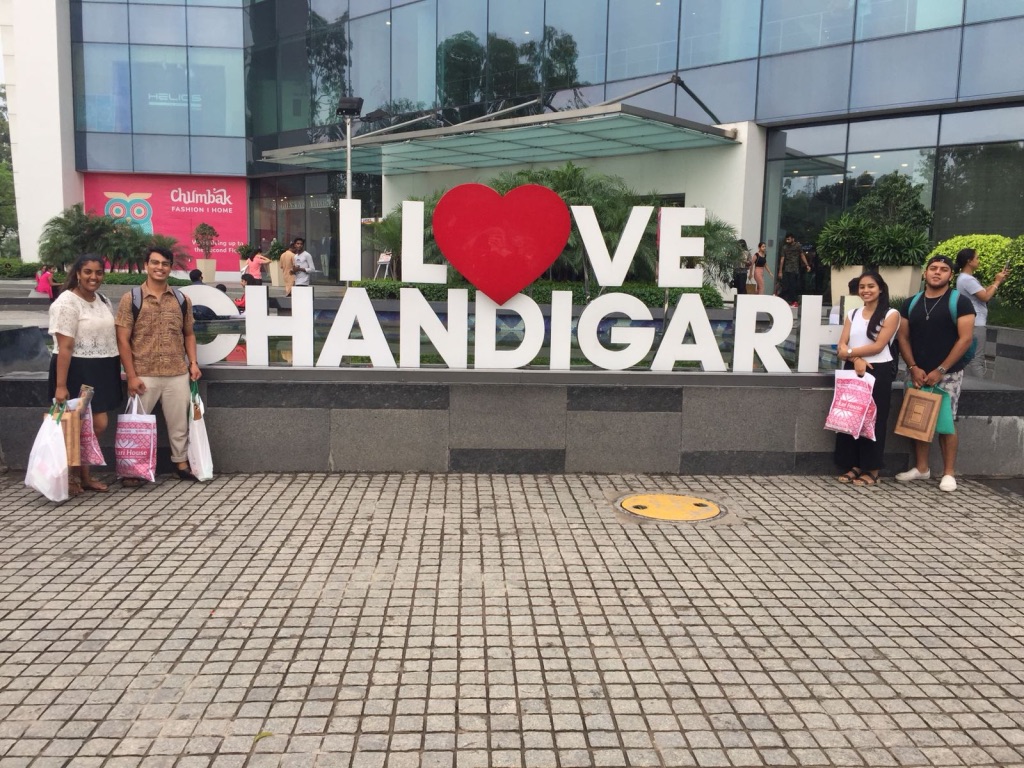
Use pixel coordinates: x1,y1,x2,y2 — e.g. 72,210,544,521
185,184,838,373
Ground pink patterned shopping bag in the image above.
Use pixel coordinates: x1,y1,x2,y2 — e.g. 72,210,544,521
115,395,156,482
80,405,106,466
824,370,877,441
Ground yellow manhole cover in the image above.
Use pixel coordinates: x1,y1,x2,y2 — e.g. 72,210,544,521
619,493,721,521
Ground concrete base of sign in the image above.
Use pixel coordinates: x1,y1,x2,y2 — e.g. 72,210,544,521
1,370,1022,478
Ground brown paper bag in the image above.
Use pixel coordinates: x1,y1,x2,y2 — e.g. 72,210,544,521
894,387,942,443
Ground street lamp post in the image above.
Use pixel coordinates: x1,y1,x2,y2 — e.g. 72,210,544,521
335,97,364,201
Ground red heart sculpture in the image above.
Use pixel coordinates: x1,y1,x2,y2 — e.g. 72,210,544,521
432,183,571,306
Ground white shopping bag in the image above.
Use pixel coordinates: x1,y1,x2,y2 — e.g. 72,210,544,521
187,383,213,482
25,404,70,502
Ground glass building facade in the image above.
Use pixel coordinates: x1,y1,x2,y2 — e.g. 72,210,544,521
70,0,1024,273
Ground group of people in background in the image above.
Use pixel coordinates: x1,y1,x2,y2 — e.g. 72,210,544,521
737,235,826,305
240,237,315,297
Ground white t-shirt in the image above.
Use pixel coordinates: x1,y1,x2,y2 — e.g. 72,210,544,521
293,250,315,286
48,290,118,358
846,306,899,364
956,273,987,326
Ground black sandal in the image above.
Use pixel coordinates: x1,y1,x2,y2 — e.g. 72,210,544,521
176,468,199,481
837,469,862,484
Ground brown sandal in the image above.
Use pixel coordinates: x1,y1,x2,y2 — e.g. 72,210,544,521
852,471,880,487
837,469,862,484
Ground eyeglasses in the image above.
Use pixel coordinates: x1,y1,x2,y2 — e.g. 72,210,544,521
148,261,172,268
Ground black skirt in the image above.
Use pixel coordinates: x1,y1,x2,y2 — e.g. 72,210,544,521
48,355,124,413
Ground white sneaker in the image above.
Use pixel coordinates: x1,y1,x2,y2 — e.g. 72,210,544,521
939,475,957,492
895,467,931,482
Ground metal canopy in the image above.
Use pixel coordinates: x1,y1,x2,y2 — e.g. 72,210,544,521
261,103,738,176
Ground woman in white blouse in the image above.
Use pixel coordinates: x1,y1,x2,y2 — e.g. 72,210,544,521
48,254,122,493
834,270,900,487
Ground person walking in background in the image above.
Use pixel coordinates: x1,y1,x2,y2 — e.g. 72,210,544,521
752,242,772,295
896,255,976,492
290,237,315,287
833,271,900,487
733,239,753,298
48,254,123,494
242,247,271,286
115,247,203,484
778,233,808,307
955,247,1008,378
280,240,298,297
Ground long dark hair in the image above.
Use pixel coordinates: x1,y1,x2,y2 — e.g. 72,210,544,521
857,270,891,341
63,253,105,292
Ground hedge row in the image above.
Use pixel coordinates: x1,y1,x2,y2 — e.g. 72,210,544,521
929,234,1024,308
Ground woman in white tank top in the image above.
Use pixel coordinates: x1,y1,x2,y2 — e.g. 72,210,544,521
834,270,901,486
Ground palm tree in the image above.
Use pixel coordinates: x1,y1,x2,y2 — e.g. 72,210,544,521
38,204,116,269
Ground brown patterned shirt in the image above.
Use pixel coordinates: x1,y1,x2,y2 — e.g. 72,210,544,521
115,284,194,377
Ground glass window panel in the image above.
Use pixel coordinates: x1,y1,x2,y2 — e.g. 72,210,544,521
767,124,848,159
850,28,960,111
78,132,134,171
392,0,436,108
350,0,389,18
190,136,247,174
247,46,278,136
940,106,1024,145
544,0,607,91
437,0,487,109
761,0,854,55
189,48,245,136
848,115,938,152
128,5,186,45
855,0,963,39
605,75,676,114
133,134,190,172
309,0,349,24
679,0,760,69
767,157,847,256
965,0,1024,22
248,0,277,47
187,0,243,6
960,18,1024,100
757,46,852,122
277,38,312,132
607,0,680,81
80,3,129,43
129,0,183,4
187,7,243,47
547,83,604,110
486,0,543,102
276,0,310,39
130,45,190,134
675,59,757,123
845,149,935,208
308,16,351,127
74,43,133,132
349,12,391,115
933,142,1024,240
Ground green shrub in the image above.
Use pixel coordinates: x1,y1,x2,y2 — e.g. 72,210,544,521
0,259,42,278
930,234,1022,308
353,279,723,308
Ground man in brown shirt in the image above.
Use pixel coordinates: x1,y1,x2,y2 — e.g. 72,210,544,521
115,247,202,483
279,241,297,297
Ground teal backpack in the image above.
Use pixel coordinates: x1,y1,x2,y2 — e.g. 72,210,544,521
905,289,976,364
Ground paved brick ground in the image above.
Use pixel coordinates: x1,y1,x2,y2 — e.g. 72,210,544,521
1,472,1023,768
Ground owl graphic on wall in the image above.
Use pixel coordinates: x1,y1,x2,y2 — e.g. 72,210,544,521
104,192,154,234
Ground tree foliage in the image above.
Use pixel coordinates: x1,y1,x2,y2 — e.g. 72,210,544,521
39,204,185,270
193,222,219,259
0,86,17,258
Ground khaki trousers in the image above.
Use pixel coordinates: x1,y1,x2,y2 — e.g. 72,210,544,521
138,374,191,463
